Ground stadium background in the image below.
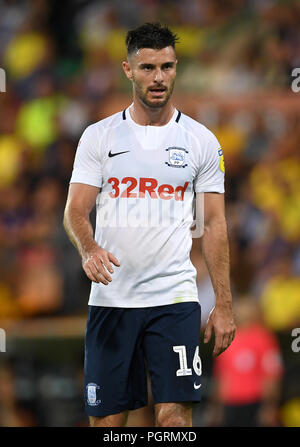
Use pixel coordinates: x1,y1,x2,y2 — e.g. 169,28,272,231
0,0,299,427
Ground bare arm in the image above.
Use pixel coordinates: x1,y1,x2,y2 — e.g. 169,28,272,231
198,192,236,356
63,183,120,285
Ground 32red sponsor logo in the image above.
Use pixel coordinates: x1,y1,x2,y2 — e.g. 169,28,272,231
108,177,189,201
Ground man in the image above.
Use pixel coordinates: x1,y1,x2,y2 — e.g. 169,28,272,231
63,22,236,427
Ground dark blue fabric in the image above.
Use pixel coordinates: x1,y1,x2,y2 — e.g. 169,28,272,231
84,302,201,417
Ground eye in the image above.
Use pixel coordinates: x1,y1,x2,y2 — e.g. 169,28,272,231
162,64,173,70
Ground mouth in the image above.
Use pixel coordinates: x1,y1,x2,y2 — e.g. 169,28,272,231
148,87,166,97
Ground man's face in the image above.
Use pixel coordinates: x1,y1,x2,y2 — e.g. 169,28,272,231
123,46,177,108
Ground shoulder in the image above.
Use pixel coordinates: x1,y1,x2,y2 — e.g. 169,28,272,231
83,110,125,137
178,112,219,147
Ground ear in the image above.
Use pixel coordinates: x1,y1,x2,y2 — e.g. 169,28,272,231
122,61,133,81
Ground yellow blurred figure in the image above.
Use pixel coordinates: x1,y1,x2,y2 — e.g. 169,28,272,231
0,135,23,187
0,283,21,319
281,398,300,427
250,158,300,241
4,32,48,80
214,124,246,157
172,27,205,57
16,96,63,151
261,277,300,331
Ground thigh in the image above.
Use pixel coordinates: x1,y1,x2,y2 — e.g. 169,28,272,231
84,306,148,417
126,373,155,427
143,302,202,405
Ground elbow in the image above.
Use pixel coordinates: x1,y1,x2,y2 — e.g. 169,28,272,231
203,216,227,235
63,201,72,232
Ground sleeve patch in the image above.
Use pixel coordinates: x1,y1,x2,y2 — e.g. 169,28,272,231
218,148,225,173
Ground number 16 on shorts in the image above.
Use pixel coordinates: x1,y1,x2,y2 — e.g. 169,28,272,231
173,345,202,376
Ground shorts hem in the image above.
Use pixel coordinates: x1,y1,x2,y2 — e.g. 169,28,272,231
85,402,147,418
153,397,202,405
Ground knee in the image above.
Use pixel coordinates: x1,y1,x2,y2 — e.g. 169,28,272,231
89,414,128,427
156,410,188,427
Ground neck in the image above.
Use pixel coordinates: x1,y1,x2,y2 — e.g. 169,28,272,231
130,95,175,126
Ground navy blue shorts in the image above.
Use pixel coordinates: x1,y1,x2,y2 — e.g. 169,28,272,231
84,302,202,417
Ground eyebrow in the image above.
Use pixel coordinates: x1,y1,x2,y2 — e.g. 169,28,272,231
139,61,175,69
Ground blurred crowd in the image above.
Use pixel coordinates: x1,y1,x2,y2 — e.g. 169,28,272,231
0,0,299,427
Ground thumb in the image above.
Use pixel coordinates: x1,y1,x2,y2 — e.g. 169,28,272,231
204,319,213,344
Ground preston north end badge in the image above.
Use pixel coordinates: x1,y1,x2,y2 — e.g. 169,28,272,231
86,383,101,406
165,147,188,168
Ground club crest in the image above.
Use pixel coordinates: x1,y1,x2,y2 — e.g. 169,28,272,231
165,147,188,168
86,383,101,406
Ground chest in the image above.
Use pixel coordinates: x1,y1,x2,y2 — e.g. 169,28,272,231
101,124,198,191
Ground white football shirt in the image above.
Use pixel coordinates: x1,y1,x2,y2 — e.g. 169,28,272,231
70,107,225,307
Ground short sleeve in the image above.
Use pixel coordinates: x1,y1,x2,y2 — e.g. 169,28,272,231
69,124,102,187
194,129,225,194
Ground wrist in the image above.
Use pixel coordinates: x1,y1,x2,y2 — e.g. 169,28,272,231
215,298,233,308
81,240,99,258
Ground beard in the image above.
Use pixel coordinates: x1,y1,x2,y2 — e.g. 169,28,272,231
132,74,175,109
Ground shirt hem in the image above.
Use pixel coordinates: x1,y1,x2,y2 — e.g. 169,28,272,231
87,296,199,308
69,174,102,188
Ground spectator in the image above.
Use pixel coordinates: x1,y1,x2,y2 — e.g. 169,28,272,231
206,296,283,427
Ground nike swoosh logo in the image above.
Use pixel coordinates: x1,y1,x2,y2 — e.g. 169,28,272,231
108,150,130,157
194,382,201,390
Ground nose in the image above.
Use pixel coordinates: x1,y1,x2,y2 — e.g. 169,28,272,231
154,69,163,83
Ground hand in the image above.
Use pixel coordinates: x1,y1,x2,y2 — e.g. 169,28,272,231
82,245,120,285
204,304,236,357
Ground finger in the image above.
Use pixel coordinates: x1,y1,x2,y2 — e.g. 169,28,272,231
228,330,235,346
96,268,110,284
84,264,102,284
227,328,236,347
87,262,110,285
108,252,120,267
232,328,237,342
213,334,223,357
222,334,230,352
101,254,114,274
204,320,213,344
216,333,233,356
92,258,112,282
97,272,109,285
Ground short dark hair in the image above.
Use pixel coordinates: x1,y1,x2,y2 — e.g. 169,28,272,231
126,22,179,56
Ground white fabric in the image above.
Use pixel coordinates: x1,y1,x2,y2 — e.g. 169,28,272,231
70,107,224,307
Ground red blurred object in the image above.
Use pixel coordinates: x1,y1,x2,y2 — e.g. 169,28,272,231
214,324,283,405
